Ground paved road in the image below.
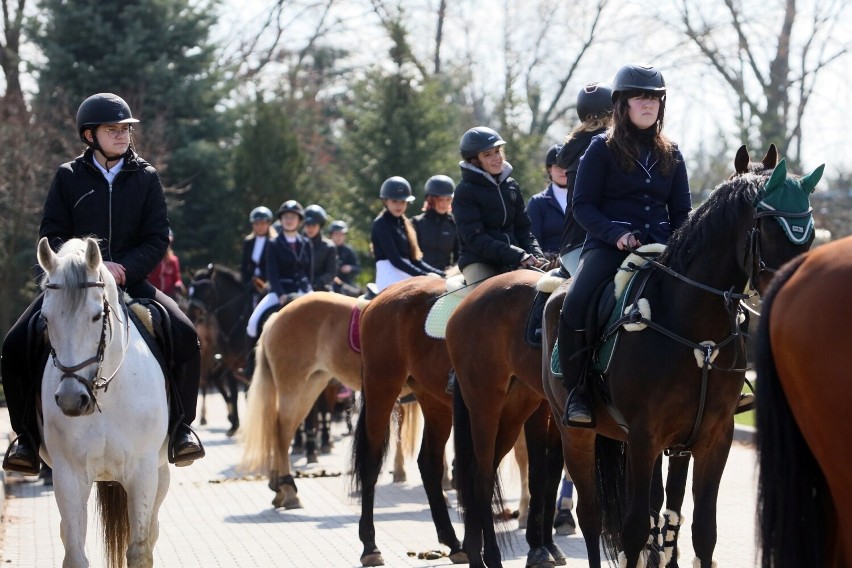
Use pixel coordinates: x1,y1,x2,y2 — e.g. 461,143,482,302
0,396,759,567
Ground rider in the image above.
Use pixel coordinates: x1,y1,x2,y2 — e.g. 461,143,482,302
328,220,362,297
240,206,277,307
148,229,188,301
526,144,569,260
452,126,546,286
302,204,338,293
371,176,445,292
2,92,205,475
559,64,692,427
555,82,615,276
412,175,458,270
246,200,313,341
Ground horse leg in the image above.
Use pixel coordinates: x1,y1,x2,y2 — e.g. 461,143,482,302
225,369,240,437
690,436,732,568
513,428,530,530
53,462,93,568
621,439,661,568
662,455,690,567
416,397,465,563
392,402,407,483
124,460,166,568
304,400,320,464
319,383,336,453
564,429,602,567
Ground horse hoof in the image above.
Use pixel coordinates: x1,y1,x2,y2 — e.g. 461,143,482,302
448,550,469,564
392,471,406,483
226,426,238,437
360,552,384,566
545,542,567,566
271,492,302,510
199,417,207,426
306,452,319,464
526,546,555,568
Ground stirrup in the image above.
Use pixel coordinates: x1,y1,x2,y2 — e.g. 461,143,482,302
734,392,755,414
168,425,206,466
3,436,41,476
562,392,595,429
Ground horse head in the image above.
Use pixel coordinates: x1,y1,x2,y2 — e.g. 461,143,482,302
747,158,824,294
38,237,118,417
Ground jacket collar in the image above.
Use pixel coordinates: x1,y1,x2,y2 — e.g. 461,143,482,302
460,160,514,186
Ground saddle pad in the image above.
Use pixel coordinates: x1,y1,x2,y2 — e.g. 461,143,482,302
550,339,562,377
424,293,465,339
349,306,362,353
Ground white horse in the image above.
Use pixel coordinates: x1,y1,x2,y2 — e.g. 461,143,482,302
37,237,170,568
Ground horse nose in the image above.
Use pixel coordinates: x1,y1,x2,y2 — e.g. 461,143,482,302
55,384,94,416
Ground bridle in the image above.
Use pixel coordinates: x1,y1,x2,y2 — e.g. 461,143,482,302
43,277,129,409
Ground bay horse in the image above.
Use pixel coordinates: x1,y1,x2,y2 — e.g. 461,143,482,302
186,264,250,434
756,235,852,567
446,268,568,568
36,237,170,568
541,158,821,568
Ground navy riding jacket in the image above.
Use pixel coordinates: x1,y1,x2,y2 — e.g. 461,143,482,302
573,134,691,251
371,210,444,277
526,183,567,254
265,234,313,297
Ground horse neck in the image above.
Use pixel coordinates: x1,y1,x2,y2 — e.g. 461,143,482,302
214,277,247,328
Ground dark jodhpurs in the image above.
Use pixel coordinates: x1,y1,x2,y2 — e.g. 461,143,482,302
558,247,629,390
1,279,200,444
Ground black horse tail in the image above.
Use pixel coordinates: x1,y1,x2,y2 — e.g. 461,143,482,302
756,253,826,568
452,381,511,549
595,434,626,564
350,386,390,496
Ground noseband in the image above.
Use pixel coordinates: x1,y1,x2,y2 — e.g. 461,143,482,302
745,204,814,292
44,279,125,408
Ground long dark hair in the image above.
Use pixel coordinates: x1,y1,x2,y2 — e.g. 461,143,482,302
607,95,676,176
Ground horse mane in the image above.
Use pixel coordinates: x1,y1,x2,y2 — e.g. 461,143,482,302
42,238,106,312
193,263,242,285
658,173,763,273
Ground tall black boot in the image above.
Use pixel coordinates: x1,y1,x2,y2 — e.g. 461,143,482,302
168,359,205,466
559,329,594,428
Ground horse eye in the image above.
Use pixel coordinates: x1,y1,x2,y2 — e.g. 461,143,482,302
92,312,102,322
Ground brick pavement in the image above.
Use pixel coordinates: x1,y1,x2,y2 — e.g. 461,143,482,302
0,396,759,567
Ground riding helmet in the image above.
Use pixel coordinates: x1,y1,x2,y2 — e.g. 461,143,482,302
76,93,139,143
545,144,563,167
611,64,666,102
276,199,305,219
303,204,328,226
576,82,614,121
249,206,274,223
379,176,414,202
328,220,349,234
424,175,455,197
459,126,506,160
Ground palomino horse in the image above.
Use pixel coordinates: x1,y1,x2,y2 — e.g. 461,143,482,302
542,159,821,568
37,237,170,568
186,265,250,434
756,235,852,567
447,269,567,568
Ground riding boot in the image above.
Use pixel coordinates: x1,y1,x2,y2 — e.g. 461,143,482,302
3,431,40,476
168,359,206,466
559,329,595,428
445,369,456,394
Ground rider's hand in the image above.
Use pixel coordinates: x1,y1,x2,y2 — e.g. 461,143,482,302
104,261,126,285
519,254,537,268
616,233,641,251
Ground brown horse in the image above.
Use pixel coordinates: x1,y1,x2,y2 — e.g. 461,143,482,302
447,268,567,568
351,276,466,566
541,158,821,568
756,235,852,567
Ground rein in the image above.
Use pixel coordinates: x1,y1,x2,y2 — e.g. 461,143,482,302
44,279,131,410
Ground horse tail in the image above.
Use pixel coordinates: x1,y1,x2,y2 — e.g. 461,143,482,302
756,253,825,568
96,481,129,568
351,387,390,494
595,434,626,564
399,399,422,460
452,382,511,545
238,334,279,474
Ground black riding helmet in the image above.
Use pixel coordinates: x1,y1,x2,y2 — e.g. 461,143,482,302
304,204,328,226
611,64,666,102
277,200,305,219
459,126,506,160
545,144,563,167
576,83,614,121
249,206,273,223
76,93,139,150
424,175,455,197
380,176,414,202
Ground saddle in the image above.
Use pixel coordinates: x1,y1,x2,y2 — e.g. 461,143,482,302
524,268,569,347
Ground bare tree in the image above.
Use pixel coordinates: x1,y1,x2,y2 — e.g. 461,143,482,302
673,0,849,168
0,0,26,118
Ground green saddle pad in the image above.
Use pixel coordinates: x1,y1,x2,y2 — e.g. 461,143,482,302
425,293,465,339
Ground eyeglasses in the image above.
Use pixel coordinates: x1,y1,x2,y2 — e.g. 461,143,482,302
626,90,664,101
101,125,133,139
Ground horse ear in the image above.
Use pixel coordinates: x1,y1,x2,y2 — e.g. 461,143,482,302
761,158,788,197
734,145,749,174
37,237,56,273
799,164,825,194
84,238,102,270
762,144,779,169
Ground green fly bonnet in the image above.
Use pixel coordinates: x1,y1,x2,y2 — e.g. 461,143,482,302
752,159,824,245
